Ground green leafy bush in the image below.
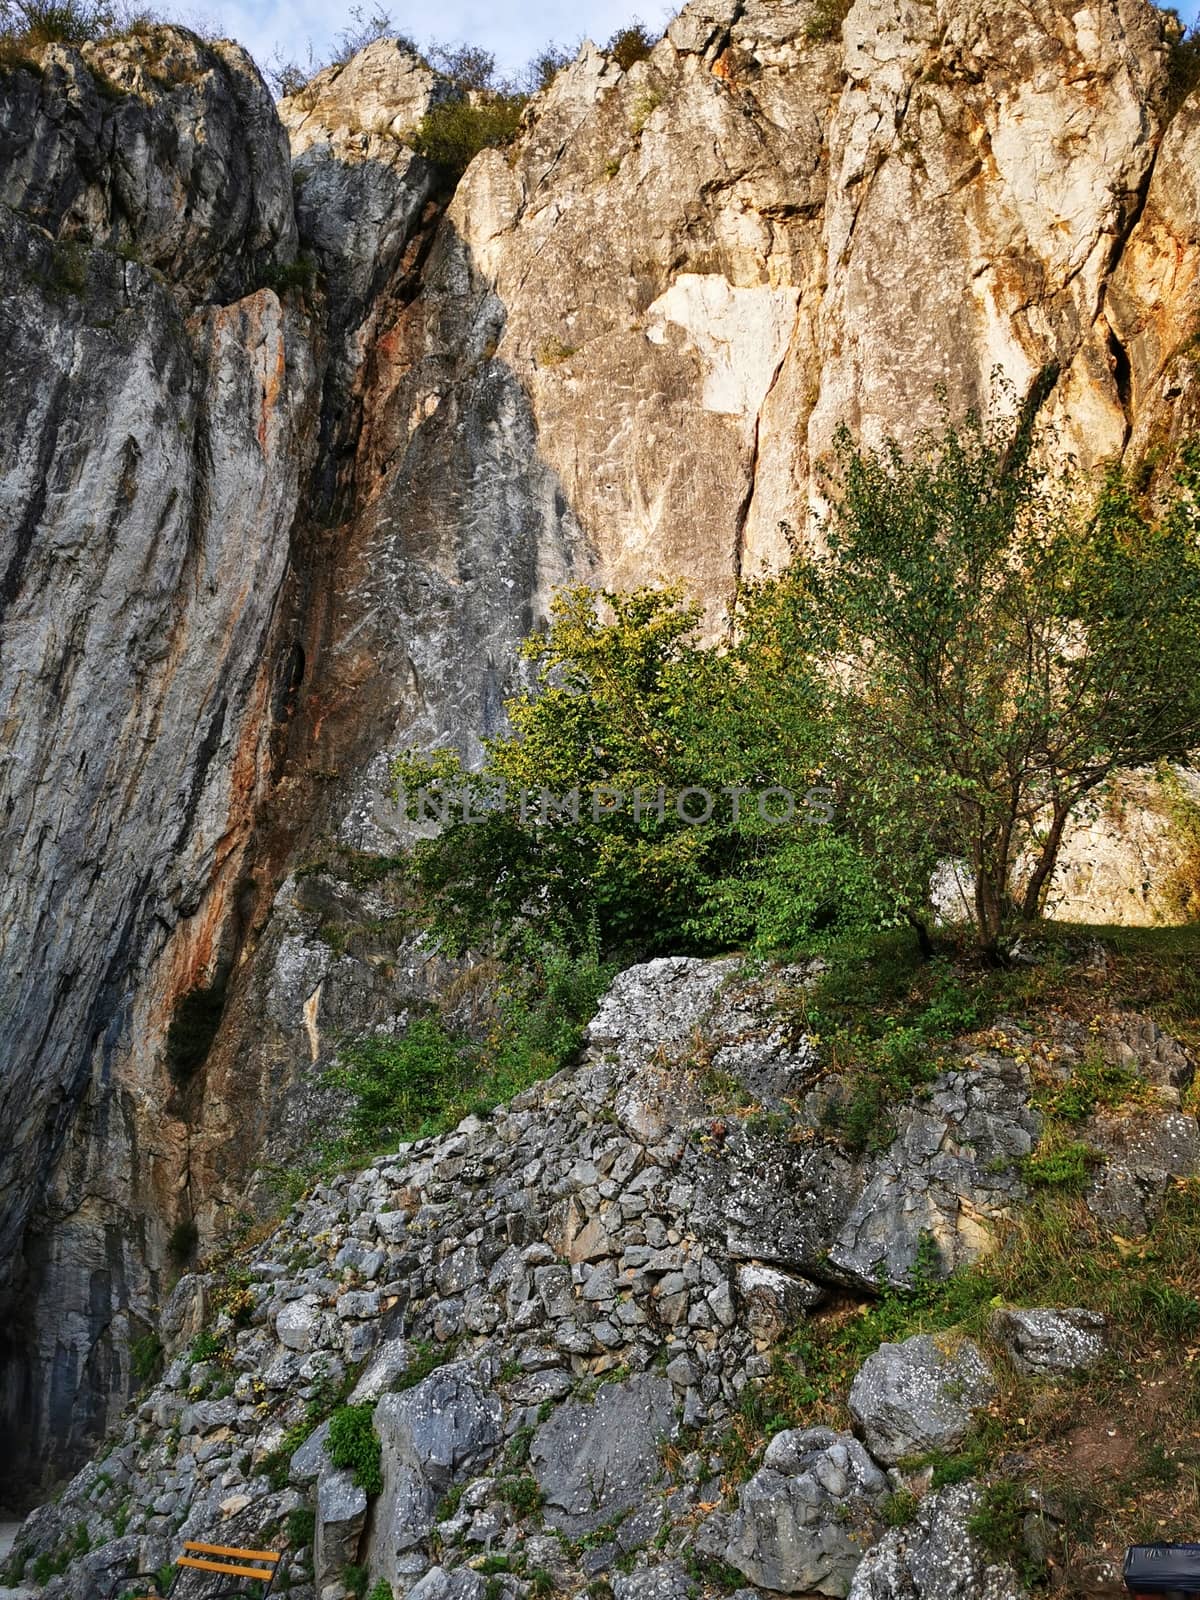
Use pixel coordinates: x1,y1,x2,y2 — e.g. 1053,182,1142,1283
409,94,527,180
395,404,1200,964
188,1329,224,1363
1022,1142,1100,1191
606,20,658,69
326,942,612,1159
328,1405,383,1495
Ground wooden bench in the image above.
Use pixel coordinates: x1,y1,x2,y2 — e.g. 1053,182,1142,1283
112,1542,282,1600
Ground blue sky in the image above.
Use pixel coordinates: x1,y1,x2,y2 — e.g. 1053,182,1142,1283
159,1,677,80
153,0,1200,81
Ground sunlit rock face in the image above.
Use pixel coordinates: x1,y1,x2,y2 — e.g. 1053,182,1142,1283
1,0,1199,1495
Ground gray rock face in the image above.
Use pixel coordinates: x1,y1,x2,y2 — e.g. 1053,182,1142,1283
314,1465,368,1590
823,1051,1041,1288
848,1336,996,1467
532,1373,676,1535
349,1337,412,1402
372,1364,503,1583
847,1482,1024,1600
0,28,297,300
0,171,317,1490
992,1308,1106,1377
712,1428,889,1597
6,954,1196,1600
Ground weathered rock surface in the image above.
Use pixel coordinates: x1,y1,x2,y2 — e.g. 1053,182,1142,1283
372,1365,503,1585
847,1482,1024,1600
0,72,318,1486
992,1308,1106,1377
531,1373,676,1536
706,1427,890,1597
848,1335,997,1467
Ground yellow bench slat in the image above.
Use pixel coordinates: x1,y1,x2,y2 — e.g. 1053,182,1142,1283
177,1558,277,1580
182,1546,280,1563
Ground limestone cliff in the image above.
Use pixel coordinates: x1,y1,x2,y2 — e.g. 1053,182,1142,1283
2,0,1200,1500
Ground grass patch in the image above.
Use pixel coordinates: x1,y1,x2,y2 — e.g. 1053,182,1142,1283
323,943,612,1164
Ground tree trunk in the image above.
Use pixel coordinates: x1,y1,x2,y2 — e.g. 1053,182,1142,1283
907,913,935,961
974,868,1005,959
1019,800,1072,921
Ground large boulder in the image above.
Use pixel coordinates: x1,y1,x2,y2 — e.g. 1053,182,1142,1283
314,1464,368,1590
371,1364,503,1585
1085,1109,1200,1235
709,1427,890,1597
847,1482,1024,1599
531,1373,677,1536
848,1336,996,1467
991,1308,1106,1377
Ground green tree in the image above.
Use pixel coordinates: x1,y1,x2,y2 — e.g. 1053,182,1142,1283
748,394,1200,955
395,587,881,957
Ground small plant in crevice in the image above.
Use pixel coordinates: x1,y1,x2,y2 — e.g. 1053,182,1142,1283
605,20,658,70
343,1565,369,1600
802,0,853,42
966,1480,1049,1589
130,1330,164,1383
285,1506,316,1549
328,1404,383,1495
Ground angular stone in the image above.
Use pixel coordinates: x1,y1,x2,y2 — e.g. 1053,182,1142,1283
372,1364,503,1584
314,1465,368,1589
349,1338,413,1402
737,1264,826,1344
848,1336,996,1467
991,1308,1106,1377
276,1303,318,1353
713,1427,889,1597
847,1481,1024,1599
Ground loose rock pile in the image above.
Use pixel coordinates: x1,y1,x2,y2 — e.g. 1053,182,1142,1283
9,958,1195,1600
